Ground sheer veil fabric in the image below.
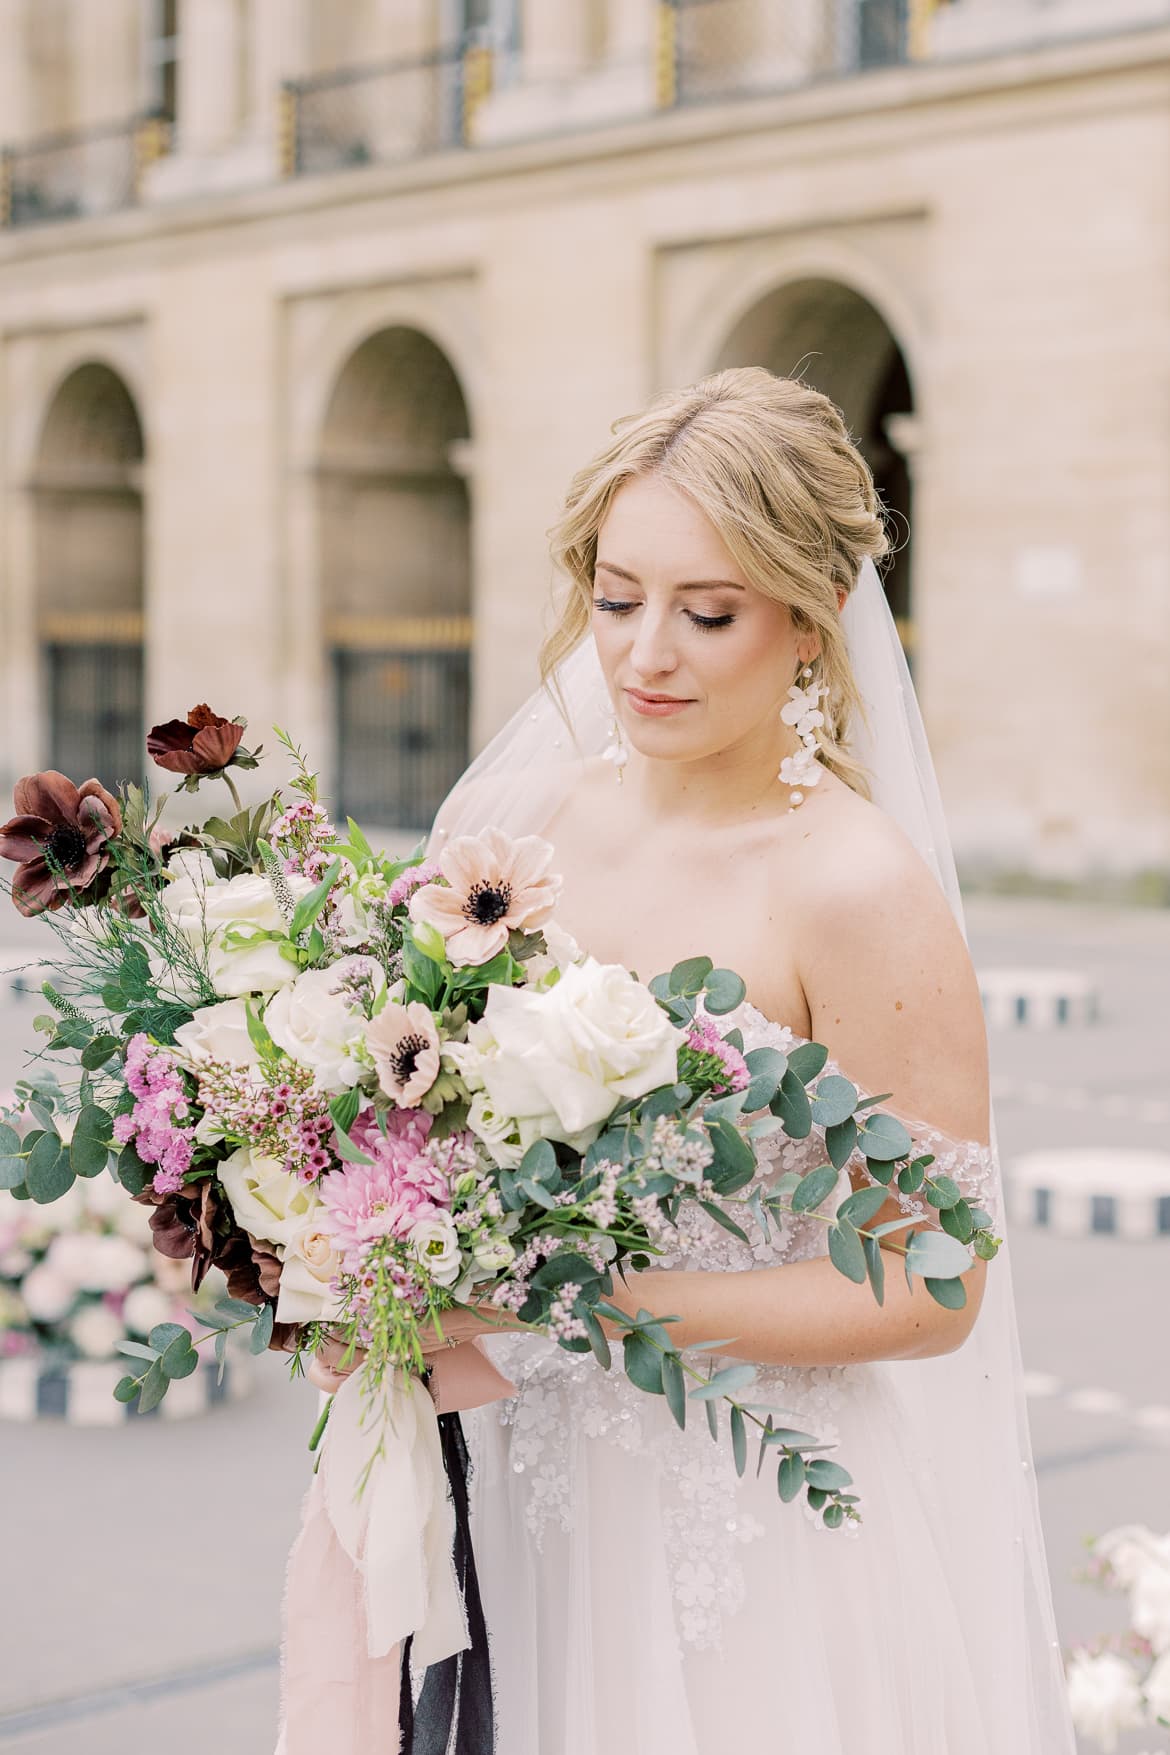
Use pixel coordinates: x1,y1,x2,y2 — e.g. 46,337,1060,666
428,560,1075,1752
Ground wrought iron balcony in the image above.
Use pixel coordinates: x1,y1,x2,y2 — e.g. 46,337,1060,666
0,114,170,230
280,38,496,179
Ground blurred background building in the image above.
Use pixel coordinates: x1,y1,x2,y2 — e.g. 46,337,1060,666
0,0,1167,891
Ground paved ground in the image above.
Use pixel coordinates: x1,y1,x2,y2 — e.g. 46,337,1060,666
0,894,1167,1753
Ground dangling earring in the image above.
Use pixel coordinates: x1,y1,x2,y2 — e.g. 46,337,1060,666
779,663,828,812
602,713,629,784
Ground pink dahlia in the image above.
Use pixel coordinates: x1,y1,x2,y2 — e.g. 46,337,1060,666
318,1156,438,1266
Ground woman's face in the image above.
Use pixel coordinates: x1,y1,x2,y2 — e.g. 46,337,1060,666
591,474,807,768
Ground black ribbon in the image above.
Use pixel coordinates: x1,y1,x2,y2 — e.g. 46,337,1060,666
398,1412,495,1755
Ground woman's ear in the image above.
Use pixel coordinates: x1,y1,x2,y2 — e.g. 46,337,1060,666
837,586,848,614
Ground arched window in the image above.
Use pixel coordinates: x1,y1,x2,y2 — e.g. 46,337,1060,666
33,363,146,790
318,327,472,833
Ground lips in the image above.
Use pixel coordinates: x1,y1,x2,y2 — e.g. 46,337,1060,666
623,688,693,718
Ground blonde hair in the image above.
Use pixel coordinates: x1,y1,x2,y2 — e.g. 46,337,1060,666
542,366,891,795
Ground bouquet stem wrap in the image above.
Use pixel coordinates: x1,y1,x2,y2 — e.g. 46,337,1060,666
276,1341,514,1755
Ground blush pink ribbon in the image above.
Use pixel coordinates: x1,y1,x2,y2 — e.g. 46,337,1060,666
274,1340,515,1755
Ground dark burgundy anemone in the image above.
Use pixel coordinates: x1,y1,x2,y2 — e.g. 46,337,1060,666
0,771,122,916
146,704,245,776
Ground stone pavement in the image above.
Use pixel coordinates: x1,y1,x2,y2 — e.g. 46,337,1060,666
0,895,1167,1753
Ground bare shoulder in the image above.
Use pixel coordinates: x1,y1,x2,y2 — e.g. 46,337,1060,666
772,776,989,1144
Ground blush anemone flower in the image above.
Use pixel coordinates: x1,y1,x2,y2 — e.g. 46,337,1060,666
146,704,246,776
409,828,561,967
365,1001,442,1108
0,771,123,915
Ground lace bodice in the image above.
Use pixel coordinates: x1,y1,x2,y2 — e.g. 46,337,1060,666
478,999,1001,1651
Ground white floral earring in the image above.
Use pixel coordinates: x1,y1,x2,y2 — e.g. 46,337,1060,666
602,710,629,784
779,664,828,812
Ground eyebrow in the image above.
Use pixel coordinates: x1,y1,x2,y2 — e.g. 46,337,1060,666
594,560,745,593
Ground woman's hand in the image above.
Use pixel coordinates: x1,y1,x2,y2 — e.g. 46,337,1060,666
306,1298,528,1394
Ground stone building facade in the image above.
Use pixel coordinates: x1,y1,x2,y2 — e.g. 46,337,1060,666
0,0,1167,886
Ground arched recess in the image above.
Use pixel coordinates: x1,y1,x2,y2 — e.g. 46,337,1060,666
713,278,917,653
318,325,472,830
33,361,145,789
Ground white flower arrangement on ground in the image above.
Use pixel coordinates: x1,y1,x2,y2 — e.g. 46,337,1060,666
1067,1524,1170,1751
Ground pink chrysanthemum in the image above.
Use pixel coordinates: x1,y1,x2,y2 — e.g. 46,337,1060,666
318,1155,438,1266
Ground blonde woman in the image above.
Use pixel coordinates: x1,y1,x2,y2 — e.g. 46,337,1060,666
316,370,1074,1753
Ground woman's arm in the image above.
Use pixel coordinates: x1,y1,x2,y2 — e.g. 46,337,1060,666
605,807,992,1367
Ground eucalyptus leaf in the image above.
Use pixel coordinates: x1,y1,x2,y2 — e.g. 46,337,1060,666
823,1502,845,1529
117,1340,161,1363
250,1304,275,1354
0,1124,19,1156
689,1363,756,1401
116,1141,151,1195
705,1398,718,1441
856,1111,913,1162
582,1310,611,1371
661,1351,686,1430
771,1070,812,1139
0,1155,26,1190
519,1139,558,1185
827,1217,867,1284
785,1042,829,1085
809,1075,858,1129
925,1174,963,1211
805,1458,853,1491
161,1334,199,1380
703,968,747,1014
824,1116,858,1170
136,1360,169,1414
80,1034,122,1072
668,956,713,996
904,1229,971,1283
730,1405,747,1477
777,1453,805,1501
940,1200,975,1243
71,1105,113,1179
925,1276,968,1310
518,1177,557,1211
863,1234,886,1307
623,1331,665,1396
26,1132,74,1204
113,1375,141,1404
790,1164,838,1215
836,1184,888,1227
897,1161,926,1195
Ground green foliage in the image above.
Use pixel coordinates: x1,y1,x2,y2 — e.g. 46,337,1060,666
26,1131,74,1204
70,1105,113,1178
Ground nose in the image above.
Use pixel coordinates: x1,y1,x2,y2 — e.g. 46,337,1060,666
627,605,680,683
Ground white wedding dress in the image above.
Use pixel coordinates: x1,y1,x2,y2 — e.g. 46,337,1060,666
463,1008,1040,1754
428,561,1076,1753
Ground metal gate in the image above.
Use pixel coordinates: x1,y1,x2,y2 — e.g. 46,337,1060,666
45,642,144,792
333,620,471,832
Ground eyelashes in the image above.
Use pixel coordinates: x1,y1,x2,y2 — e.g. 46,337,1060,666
592,597,735,632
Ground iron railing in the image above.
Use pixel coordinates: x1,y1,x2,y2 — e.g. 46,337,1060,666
332,617,472,830
660,0,929,108
282,37,498,179
0,114,170,230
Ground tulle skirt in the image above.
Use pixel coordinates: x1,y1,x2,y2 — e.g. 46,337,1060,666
466,1333,1043,1755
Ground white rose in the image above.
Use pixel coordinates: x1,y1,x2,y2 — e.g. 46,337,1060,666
47,1231,147,1294
160,860,312,998
123,1282,176,1336
0,1247,33,1278
264,958,385,1094
452,957,683,1154
1066,1650,1146,1752
408,1212,462,1287
275,1223,345,1325
173,999,263,1071
465,1091,525,1170
20,1263,77,1322
218,1146,321,1247
70,1301,127,1360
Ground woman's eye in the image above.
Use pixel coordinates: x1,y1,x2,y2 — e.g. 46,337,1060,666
592,596,734,632
592,597,637,616
687,611,735,631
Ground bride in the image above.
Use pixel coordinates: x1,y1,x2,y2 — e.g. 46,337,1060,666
312,368,1075,1752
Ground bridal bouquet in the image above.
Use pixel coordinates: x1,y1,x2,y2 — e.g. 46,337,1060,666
0,710,998,1546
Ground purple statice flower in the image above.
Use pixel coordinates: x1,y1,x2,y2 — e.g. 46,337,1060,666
684,1018,751,1096
118,1034,199,1195
387,862,440,910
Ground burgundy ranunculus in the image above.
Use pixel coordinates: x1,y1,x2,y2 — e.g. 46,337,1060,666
0,771,123,916
137,1181,295,1352
146,704,245,775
